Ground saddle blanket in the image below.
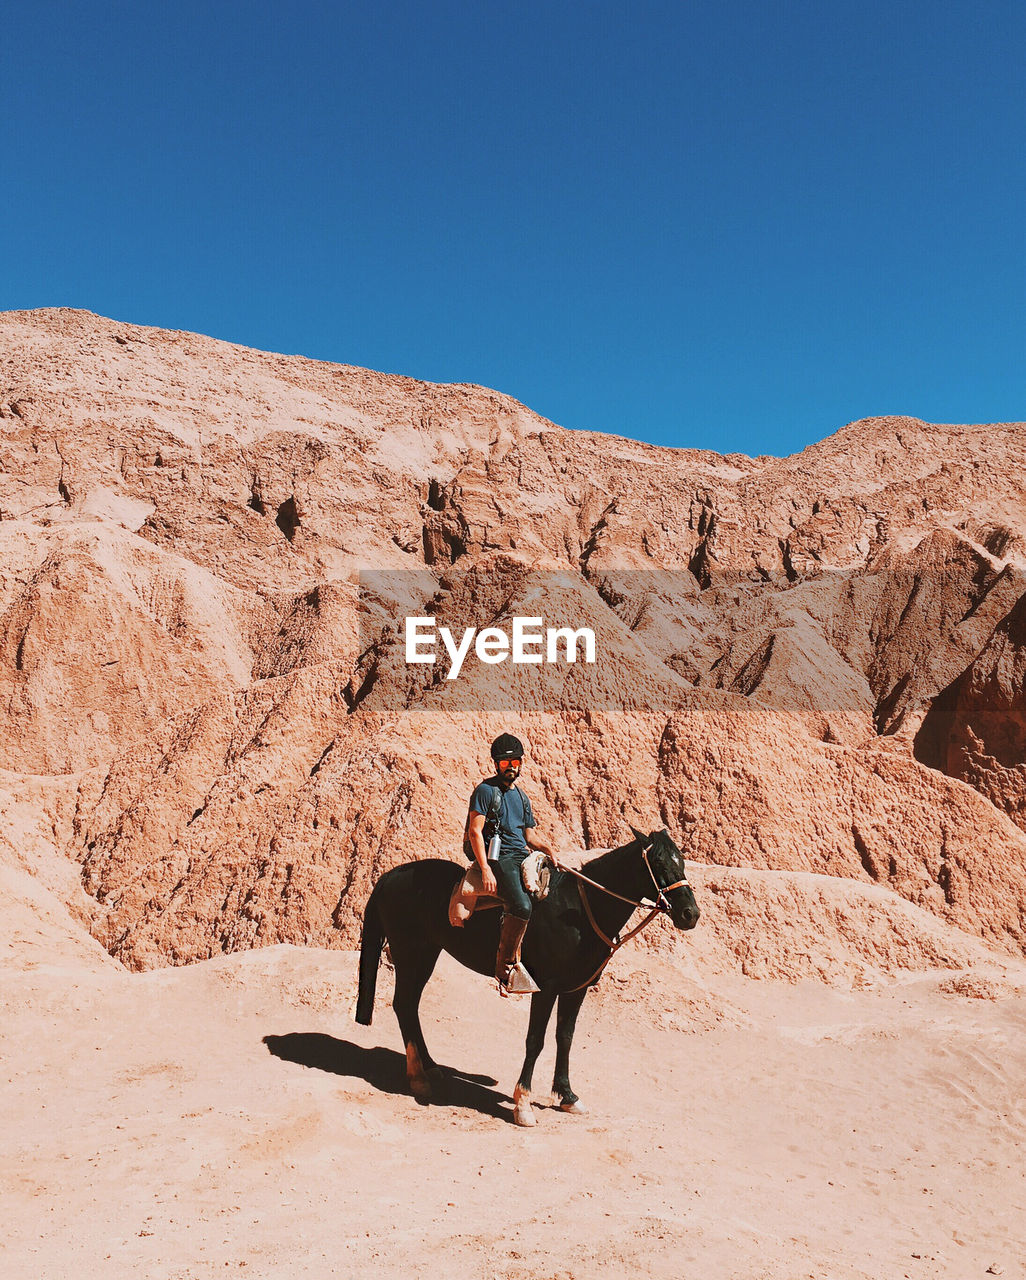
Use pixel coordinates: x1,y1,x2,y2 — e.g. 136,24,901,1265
448,852,553,928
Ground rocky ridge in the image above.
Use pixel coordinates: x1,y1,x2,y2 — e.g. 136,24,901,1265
3,307,1026,970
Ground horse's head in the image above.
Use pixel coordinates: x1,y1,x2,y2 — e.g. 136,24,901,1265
629,825,700,931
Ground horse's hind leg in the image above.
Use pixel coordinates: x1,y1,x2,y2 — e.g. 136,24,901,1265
512,988,557,1127
391,947,441,1104
552,988,589,1114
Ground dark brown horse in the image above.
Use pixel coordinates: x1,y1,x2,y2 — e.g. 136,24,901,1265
355,826,700,1125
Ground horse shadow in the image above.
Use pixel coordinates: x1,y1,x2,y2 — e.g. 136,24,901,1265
262,1033,514,1121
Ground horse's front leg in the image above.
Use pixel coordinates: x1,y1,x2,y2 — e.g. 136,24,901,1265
513,987,557,1127
552,988,588,1114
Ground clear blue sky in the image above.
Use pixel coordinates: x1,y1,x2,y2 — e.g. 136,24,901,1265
3,0,1024,455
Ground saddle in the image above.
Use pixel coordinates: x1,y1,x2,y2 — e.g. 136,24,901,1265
448,852,554,928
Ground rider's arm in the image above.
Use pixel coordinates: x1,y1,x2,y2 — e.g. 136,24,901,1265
466,811,498,894
524,826,555,857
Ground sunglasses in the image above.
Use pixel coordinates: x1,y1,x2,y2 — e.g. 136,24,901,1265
497,757,522,768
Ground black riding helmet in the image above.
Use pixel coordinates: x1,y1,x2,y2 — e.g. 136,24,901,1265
490,733,524,761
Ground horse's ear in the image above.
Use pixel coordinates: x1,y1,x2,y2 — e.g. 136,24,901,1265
628,824,647,844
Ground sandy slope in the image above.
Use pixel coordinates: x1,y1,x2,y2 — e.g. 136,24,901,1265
4,935,1026,1280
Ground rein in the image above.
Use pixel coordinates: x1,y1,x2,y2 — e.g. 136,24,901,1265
553,844,691,992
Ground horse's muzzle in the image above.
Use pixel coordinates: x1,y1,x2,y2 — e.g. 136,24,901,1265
671,890,700,931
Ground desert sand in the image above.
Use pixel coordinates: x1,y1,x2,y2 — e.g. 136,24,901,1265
4,890,1026,1279
3,308,1026,1277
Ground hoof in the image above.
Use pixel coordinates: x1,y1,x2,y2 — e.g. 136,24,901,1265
558,1099,587,1115
406,1043,433,1105
513,1084,536,1127
409,1077,433,1105
424,1066,446,1098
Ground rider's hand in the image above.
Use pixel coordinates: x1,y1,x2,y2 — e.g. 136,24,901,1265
481,866,498,897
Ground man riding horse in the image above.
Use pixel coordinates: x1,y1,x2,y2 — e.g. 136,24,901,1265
356,802,701,1119
464,733,556,995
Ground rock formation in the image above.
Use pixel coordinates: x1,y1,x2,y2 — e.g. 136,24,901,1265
3,306,1026,970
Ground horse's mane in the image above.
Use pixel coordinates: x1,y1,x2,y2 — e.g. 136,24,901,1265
579,835,645,876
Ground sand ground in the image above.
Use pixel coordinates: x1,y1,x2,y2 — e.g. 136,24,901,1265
3,940,1026,1280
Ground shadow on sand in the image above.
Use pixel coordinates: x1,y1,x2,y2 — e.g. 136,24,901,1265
262,1033,513,1121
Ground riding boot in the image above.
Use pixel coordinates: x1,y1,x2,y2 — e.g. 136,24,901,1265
495,915,539,995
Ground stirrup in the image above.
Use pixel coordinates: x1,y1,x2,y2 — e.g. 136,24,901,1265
498,962,540,996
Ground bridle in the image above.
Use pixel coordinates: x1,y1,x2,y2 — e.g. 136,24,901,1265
557,837,690,917
641,843,691,912
555,835,692,991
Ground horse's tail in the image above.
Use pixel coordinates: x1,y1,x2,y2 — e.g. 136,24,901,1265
354,882,385,1025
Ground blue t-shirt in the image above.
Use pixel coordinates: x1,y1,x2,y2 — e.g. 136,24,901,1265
469,778,536,860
